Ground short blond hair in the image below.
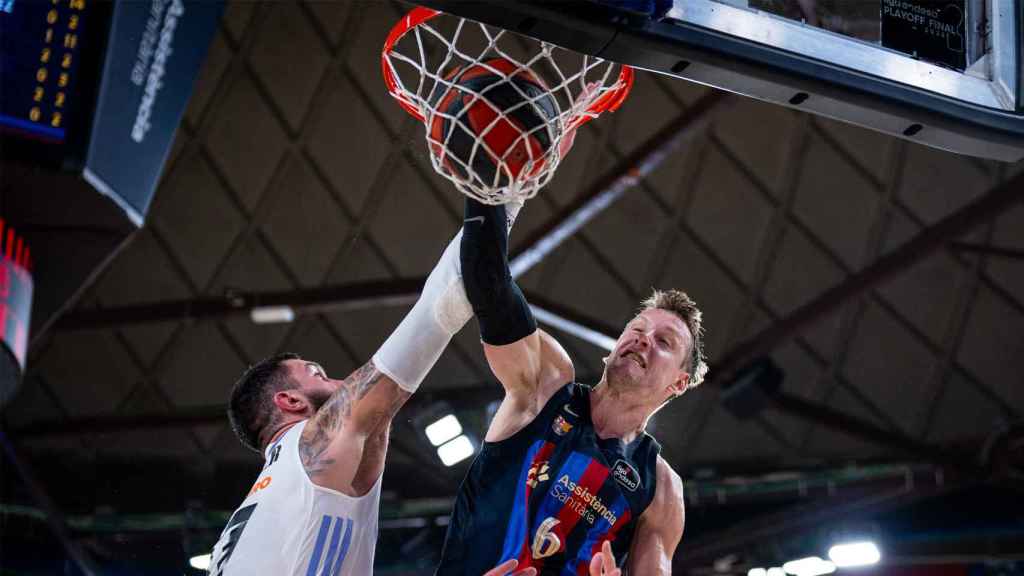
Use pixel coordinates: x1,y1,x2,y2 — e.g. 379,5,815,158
640,289,708,388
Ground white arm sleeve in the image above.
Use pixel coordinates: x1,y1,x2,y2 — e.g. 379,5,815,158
371,199,522,393
372,231,469,392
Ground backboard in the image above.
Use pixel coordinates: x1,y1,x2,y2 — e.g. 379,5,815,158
408,0,1024,162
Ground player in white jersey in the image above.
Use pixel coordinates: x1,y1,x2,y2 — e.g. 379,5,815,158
206,201,624,576
209,403,381,575
208,198,625,576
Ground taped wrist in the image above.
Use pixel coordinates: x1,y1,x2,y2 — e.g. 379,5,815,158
460,199,537,346
373,231,472,393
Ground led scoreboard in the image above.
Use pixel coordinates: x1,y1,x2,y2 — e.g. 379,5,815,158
0,0,223,404
0,0,99,147
1,0,224,212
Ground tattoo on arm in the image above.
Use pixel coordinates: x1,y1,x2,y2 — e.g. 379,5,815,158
299,362,404,479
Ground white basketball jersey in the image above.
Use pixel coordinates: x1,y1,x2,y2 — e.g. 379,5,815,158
209,420,380,576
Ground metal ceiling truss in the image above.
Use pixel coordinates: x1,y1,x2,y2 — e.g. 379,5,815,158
792,135,911,454
950,241,1024,260
715,168,1024,382
769,391,976,472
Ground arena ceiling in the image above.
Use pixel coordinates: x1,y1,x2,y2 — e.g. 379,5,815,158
3,0,1024,572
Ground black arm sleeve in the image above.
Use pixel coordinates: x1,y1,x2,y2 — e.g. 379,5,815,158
460,198,537,346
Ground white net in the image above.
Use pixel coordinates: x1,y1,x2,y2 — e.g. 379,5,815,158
383,8,634,204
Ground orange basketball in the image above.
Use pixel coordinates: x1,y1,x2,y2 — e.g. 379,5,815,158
428,58,557,188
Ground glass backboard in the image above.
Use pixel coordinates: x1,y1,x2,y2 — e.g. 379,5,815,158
409,0,1024,162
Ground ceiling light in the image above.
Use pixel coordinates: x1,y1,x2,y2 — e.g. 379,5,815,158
250,305,295,324
424,414,463,447
749,568,768,576
437,434,474,466
767,567,786,576
783,557,835,576
828,541,881,567
189,554,211,570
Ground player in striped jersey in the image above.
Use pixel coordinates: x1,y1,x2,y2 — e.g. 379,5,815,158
436,198,708,574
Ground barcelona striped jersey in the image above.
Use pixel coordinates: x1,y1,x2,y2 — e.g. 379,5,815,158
436,383,660,575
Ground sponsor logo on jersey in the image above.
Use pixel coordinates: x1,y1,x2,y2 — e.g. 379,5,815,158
527,461,550,488
552,415,573,436
550,474,618,526
247,476,272,497
262,444,282,470
612,459,641,492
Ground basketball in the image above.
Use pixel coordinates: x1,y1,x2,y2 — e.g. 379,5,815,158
427,58,558,189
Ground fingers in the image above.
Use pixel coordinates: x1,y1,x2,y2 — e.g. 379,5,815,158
483,559,519,576
602,541,621,576
588,542,622,576
513,568,538,576
589,552,604,576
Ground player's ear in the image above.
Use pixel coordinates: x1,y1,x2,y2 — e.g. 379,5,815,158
273,389,307,414
668,369,689,397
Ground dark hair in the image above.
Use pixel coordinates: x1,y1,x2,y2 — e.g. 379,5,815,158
228,352,300,452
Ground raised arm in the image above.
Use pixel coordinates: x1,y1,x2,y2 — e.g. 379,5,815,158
626,457,686,575
300,228,477,494
461,199,574,440
299,362,407,495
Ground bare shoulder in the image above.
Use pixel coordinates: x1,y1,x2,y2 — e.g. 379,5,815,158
650,456,686,526
656,456,684,499
626,456,685,574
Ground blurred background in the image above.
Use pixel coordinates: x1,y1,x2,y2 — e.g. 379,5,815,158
1,0,1022,574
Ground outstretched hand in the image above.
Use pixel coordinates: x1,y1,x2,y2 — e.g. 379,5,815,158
589,541,622,576
484,559,537,576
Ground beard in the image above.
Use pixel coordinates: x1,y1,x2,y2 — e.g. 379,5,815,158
305,388,334,413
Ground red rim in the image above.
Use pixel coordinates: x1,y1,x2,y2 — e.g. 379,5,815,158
382,6,634,126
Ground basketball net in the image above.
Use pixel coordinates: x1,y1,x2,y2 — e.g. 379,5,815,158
383,7,634,205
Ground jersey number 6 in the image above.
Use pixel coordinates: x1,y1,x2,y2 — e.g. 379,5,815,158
532,517,562,559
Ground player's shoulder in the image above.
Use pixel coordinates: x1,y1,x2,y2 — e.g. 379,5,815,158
655,456,682,488
654,455,685,510
635,455,685,537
